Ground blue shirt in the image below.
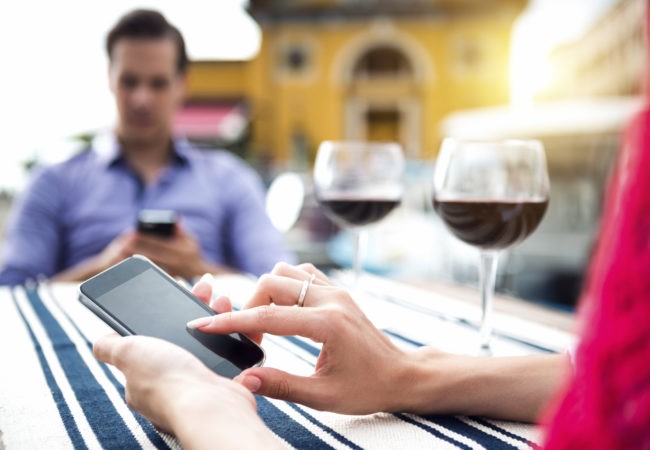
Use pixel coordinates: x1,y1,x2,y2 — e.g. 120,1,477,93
0,135,295,284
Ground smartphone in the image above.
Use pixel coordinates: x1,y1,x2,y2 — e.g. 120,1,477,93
137,209,177,237
79,255,265,378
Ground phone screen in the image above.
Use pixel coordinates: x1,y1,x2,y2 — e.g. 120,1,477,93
81,258,264,378
137,209,176,237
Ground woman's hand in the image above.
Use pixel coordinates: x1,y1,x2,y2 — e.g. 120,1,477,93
188,264,567,422
92,279,280,449
192,273,234,315
93,334,253,430
187,263,413,414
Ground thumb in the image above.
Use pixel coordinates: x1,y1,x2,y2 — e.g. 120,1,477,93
235,367,322,405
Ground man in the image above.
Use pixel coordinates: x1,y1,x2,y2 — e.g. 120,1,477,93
0,9,294,285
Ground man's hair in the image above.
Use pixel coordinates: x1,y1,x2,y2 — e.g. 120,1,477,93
106,9,189,74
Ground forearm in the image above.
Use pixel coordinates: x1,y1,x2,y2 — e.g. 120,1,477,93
53,256,238,282
51,256,106,282
393,349,569,422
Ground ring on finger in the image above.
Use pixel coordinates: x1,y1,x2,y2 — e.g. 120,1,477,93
297,273,316,307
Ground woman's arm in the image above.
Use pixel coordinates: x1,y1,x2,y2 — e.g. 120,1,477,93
395,350,569,422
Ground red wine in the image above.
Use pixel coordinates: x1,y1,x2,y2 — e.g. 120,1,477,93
433,199,548,250
318,198,400,227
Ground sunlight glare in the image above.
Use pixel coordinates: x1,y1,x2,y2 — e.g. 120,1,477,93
510,2,590,107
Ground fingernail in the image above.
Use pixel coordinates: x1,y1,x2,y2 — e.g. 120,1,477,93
186,316,213,329
239,375,262,393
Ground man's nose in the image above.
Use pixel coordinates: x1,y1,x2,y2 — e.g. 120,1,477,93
131,85,154,107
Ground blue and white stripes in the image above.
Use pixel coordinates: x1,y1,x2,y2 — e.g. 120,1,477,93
0,275,572,449
5,284,178,449
258,332,540,449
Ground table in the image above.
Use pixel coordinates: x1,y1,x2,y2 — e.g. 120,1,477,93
0,273,575,449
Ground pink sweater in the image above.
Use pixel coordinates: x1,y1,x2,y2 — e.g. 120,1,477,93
543,106,650,449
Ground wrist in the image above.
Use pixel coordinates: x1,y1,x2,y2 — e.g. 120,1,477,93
89,254,112,274
389,347,469,414
392,349,565,422
166,380,278,449
51,255,111,282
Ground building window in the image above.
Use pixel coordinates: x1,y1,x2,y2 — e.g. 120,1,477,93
287,47,307,71
353,46,413,79
451,36,493,79
277,43,312,77
458,41,482,69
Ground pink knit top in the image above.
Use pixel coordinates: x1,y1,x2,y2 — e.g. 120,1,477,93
543,104,650,448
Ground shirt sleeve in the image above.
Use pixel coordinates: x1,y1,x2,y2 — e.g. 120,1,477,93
220,160,297,276
0,168,64,285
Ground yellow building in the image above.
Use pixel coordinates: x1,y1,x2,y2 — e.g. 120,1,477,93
184,0,527,163
539,0,645,100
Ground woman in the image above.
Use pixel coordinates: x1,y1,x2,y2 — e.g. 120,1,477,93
94,13,650,445
95,100,650,450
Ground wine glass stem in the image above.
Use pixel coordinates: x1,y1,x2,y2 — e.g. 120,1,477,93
352,228,368,283
479,250,499,350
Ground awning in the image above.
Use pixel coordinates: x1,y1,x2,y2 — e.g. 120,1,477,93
440,96,644,139
173,103,247,141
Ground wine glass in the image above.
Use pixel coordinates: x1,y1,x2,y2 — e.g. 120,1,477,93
433,138,550,352
314,141,405,283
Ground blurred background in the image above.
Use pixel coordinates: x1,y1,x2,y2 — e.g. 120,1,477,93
0,0,644,310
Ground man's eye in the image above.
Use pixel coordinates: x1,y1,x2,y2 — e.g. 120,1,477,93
151,78,169,90
121,77,138,89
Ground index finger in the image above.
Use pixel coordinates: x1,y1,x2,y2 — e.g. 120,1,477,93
187,305,329,343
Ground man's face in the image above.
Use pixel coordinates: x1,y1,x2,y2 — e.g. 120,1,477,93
109,38,185,147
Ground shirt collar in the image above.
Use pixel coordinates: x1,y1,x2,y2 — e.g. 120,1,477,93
92,132,191,168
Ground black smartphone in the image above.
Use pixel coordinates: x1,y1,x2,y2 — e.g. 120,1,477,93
79,255,265,378
137,209,177,237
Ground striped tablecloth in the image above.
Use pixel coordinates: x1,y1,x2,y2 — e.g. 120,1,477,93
0,274,575,449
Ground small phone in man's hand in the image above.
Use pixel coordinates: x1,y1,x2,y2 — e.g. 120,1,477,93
79,255,265,378
137,209,177,237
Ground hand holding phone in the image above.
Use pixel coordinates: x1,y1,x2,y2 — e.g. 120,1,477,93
79,255,264,378
137,209,177,238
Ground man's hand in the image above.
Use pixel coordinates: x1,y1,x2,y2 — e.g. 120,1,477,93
51,232,136,282
127,222,232,279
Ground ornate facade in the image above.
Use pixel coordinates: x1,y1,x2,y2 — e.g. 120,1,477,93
185,0,526,163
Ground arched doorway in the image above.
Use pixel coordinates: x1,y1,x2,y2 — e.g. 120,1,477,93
343,42,421,156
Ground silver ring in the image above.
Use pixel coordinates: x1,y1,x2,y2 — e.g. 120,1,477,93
297,273,316,307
